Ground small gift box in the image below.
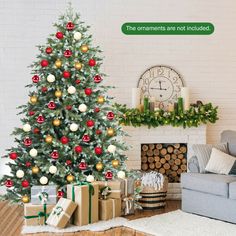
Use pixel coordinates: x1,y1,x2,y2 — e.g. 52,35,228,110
99,198,121,221
67,182,99,226
120,177,135,197
31,185,58,205
24,203,55,226
97,180,123,199
46,198,77,228
121,197,135,216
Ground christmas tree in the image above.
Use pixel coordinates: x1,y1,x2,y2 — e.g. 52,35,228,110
0,6,129,203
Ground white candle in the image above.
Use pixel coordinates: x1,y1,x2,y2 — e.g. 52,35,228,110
181,87,190,111
131,88,141,108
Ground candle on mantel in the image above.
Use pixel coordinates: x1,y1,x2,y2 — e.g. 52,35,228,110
181,87,190,111
149,97,155,111
168,103,174,112
131,88,141,109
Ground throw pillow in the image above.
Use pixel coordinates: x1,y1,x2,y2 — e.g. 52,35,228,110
187,156,200,173
192,143,228,173
205,148,236,175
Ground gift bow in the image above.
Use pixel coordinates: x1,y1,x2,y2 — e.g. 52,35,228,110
38,191,49,204
52,206,63,216
123,197,133,215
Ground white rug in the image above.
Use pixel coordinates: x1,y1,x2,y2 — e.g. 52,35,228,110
22,210,236,236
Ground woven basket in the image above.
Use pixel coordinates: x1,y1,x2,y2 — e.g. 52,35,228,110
138,177,168,210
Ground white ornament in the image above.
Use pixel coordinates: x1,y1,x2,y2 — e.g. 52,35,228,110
16,170,24,178
47,74,55,83
67,86,76,94
74,32,82,40
70,123,79,132
49,165,57,174
117,170,126,179
86,175,95,182
40,176,48,185
23,123,31,132
29,148,38,157
78,104,87,112
108,144,116,154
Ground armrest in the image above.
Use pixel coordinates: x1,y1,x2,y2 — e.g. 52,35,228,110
188,156,200,173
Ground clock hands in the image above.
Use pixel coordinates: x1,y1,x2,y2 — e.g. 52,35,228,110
150,87,167,91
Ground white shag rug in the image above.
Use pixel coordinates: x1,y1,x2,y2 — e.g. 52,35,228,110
22,210,236,236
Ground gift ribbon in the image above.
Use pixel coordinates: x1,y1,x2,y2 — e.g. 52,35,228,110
104,181,121,195
124,179,128,197
111,199,115,218
123,197,133,215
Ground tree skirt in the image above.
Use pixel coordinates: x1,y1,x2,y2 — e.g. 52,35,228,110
22,210,236,235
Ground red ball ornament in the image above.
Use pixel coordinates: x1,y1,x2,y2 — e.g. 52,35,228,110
66,22,75,30
95,147,102,155
96,129,102,135
9,152,18,160
107,111,115,120
85,88,92,96
64,49,72,58
48,101,56,110
41,59,49,67
74,145,83,153
82,134,90,143
23,137,32,147
22,180,29,188
29,111,35,116
86,120,95,127
75,79,81,84
25,162,31,167
56,31,64,39
94,75,102,83
33,128,40,134
41,87,48,93
88,59,96,67
78,159,87,170
51,150,59,160
105,170,113,180
32,75,40,83
5,179,13,188
66,105,72,110
57,190,64,198
94,107,100,113
63,71,71,79
60,136,69,144
45,47,53,54
37,115,45,124
66,160,72,165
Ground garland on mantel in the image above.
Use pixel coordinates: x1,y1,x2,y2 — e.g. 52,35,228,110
114,103,218,128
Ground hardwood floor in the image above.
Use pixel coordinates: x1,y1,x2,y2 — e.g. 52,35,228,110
0,200,181,236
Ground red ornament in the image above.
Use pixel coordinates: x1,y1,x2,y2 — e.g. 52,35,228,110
82,134,90,143
41,59,49,67
60,136,69,144
37,115,45,124
78,159,87,170
94,75,102,83
105,170,113,180
84,88,92,96
5,179,13,188
63,71,71,78
107,111,115,120
57,190,64,198
95,147,102,155
88,59,96,67
33,128,40,134
94,107,100,113
45,47,53,54
51,150,59,160
25,162,31,167
64,49,72,58
41,87,48,93
32,75,40,83
9,152,18,160
66,160,72,165
22,180,29,188
66,22,75,30
74,145,83,153
75,79,81,84
48,101,56,110
23,137,32,147
66,105,72,110
96,129,102,135
29,111,35,116
56,31,64,39
86,120,95,127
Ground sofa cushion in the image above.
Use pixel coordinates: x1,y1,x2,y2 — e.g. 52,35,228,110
221,130,236,156
181,173,236,197
229,182,236,200
188,156,200,173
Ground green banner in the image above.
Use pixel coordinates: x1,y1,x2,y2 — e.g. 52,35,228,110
121,22,214,35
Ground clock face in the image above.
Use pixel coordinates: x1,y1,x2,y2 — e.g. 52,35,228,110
138,66,183,105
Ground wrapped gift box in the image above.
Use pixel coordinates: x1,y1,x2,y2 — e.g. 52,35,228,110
121,197,135,216
120,177,135,197
31,185,58,205
99,198,121,221
24,203,55,226
67,182,99,226
46,198,77,228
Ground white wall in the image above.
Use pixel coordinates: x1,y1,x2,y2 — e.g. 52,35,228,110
1,0,236,175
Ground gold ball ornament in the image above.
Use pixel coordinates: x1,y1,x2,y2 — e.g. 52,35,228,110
66,174,74,182
74,62,83,70
55,90,62,98
22,195,30,203
53,119,61,126
107,128,115,136
97,96,105,104
32,166,39,174
112,159,119,168
45,135,53,143
30,96,38,104
96,162,103,171
55,59,62,68
80,45,89,53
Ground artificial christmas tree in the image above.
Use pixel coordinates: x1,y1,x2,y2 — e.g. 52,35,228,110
0,6,129,203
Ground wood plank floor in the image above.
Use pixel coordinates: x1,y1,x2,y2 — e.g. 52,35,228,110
0,200,181,236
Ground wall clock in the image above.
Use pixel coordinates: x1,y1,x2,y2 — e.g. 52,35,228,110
138,65,184,106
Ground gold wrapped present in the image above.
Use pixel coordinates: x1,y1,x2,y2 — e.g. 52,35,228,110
99,198,121,221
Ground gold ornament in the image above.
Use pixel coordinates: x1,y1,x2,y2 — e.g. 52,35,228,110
55,90,62,98
74,62,83,70
22,195,30,203
97,96,105,104
32,166,39,174
53,119,61,126
45,135,53,143
96,162,103,171
30,95,38,104
80,45,89,53
112,159,119,168
55,59,62,68
66,174,74,182
107,128,115,136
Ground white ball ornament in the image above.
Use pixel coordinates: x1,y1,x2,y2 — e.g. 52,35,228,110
49,165,57,174
16,170,24,178
108,144,116,154
29,148,38,157
40,176,48,185
67,86,76,94
78,104,87,112
70,123,79,132
86,175,95,183
23,123,31,132
74,32,82,40
47,74,55,83
117,170,126,179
